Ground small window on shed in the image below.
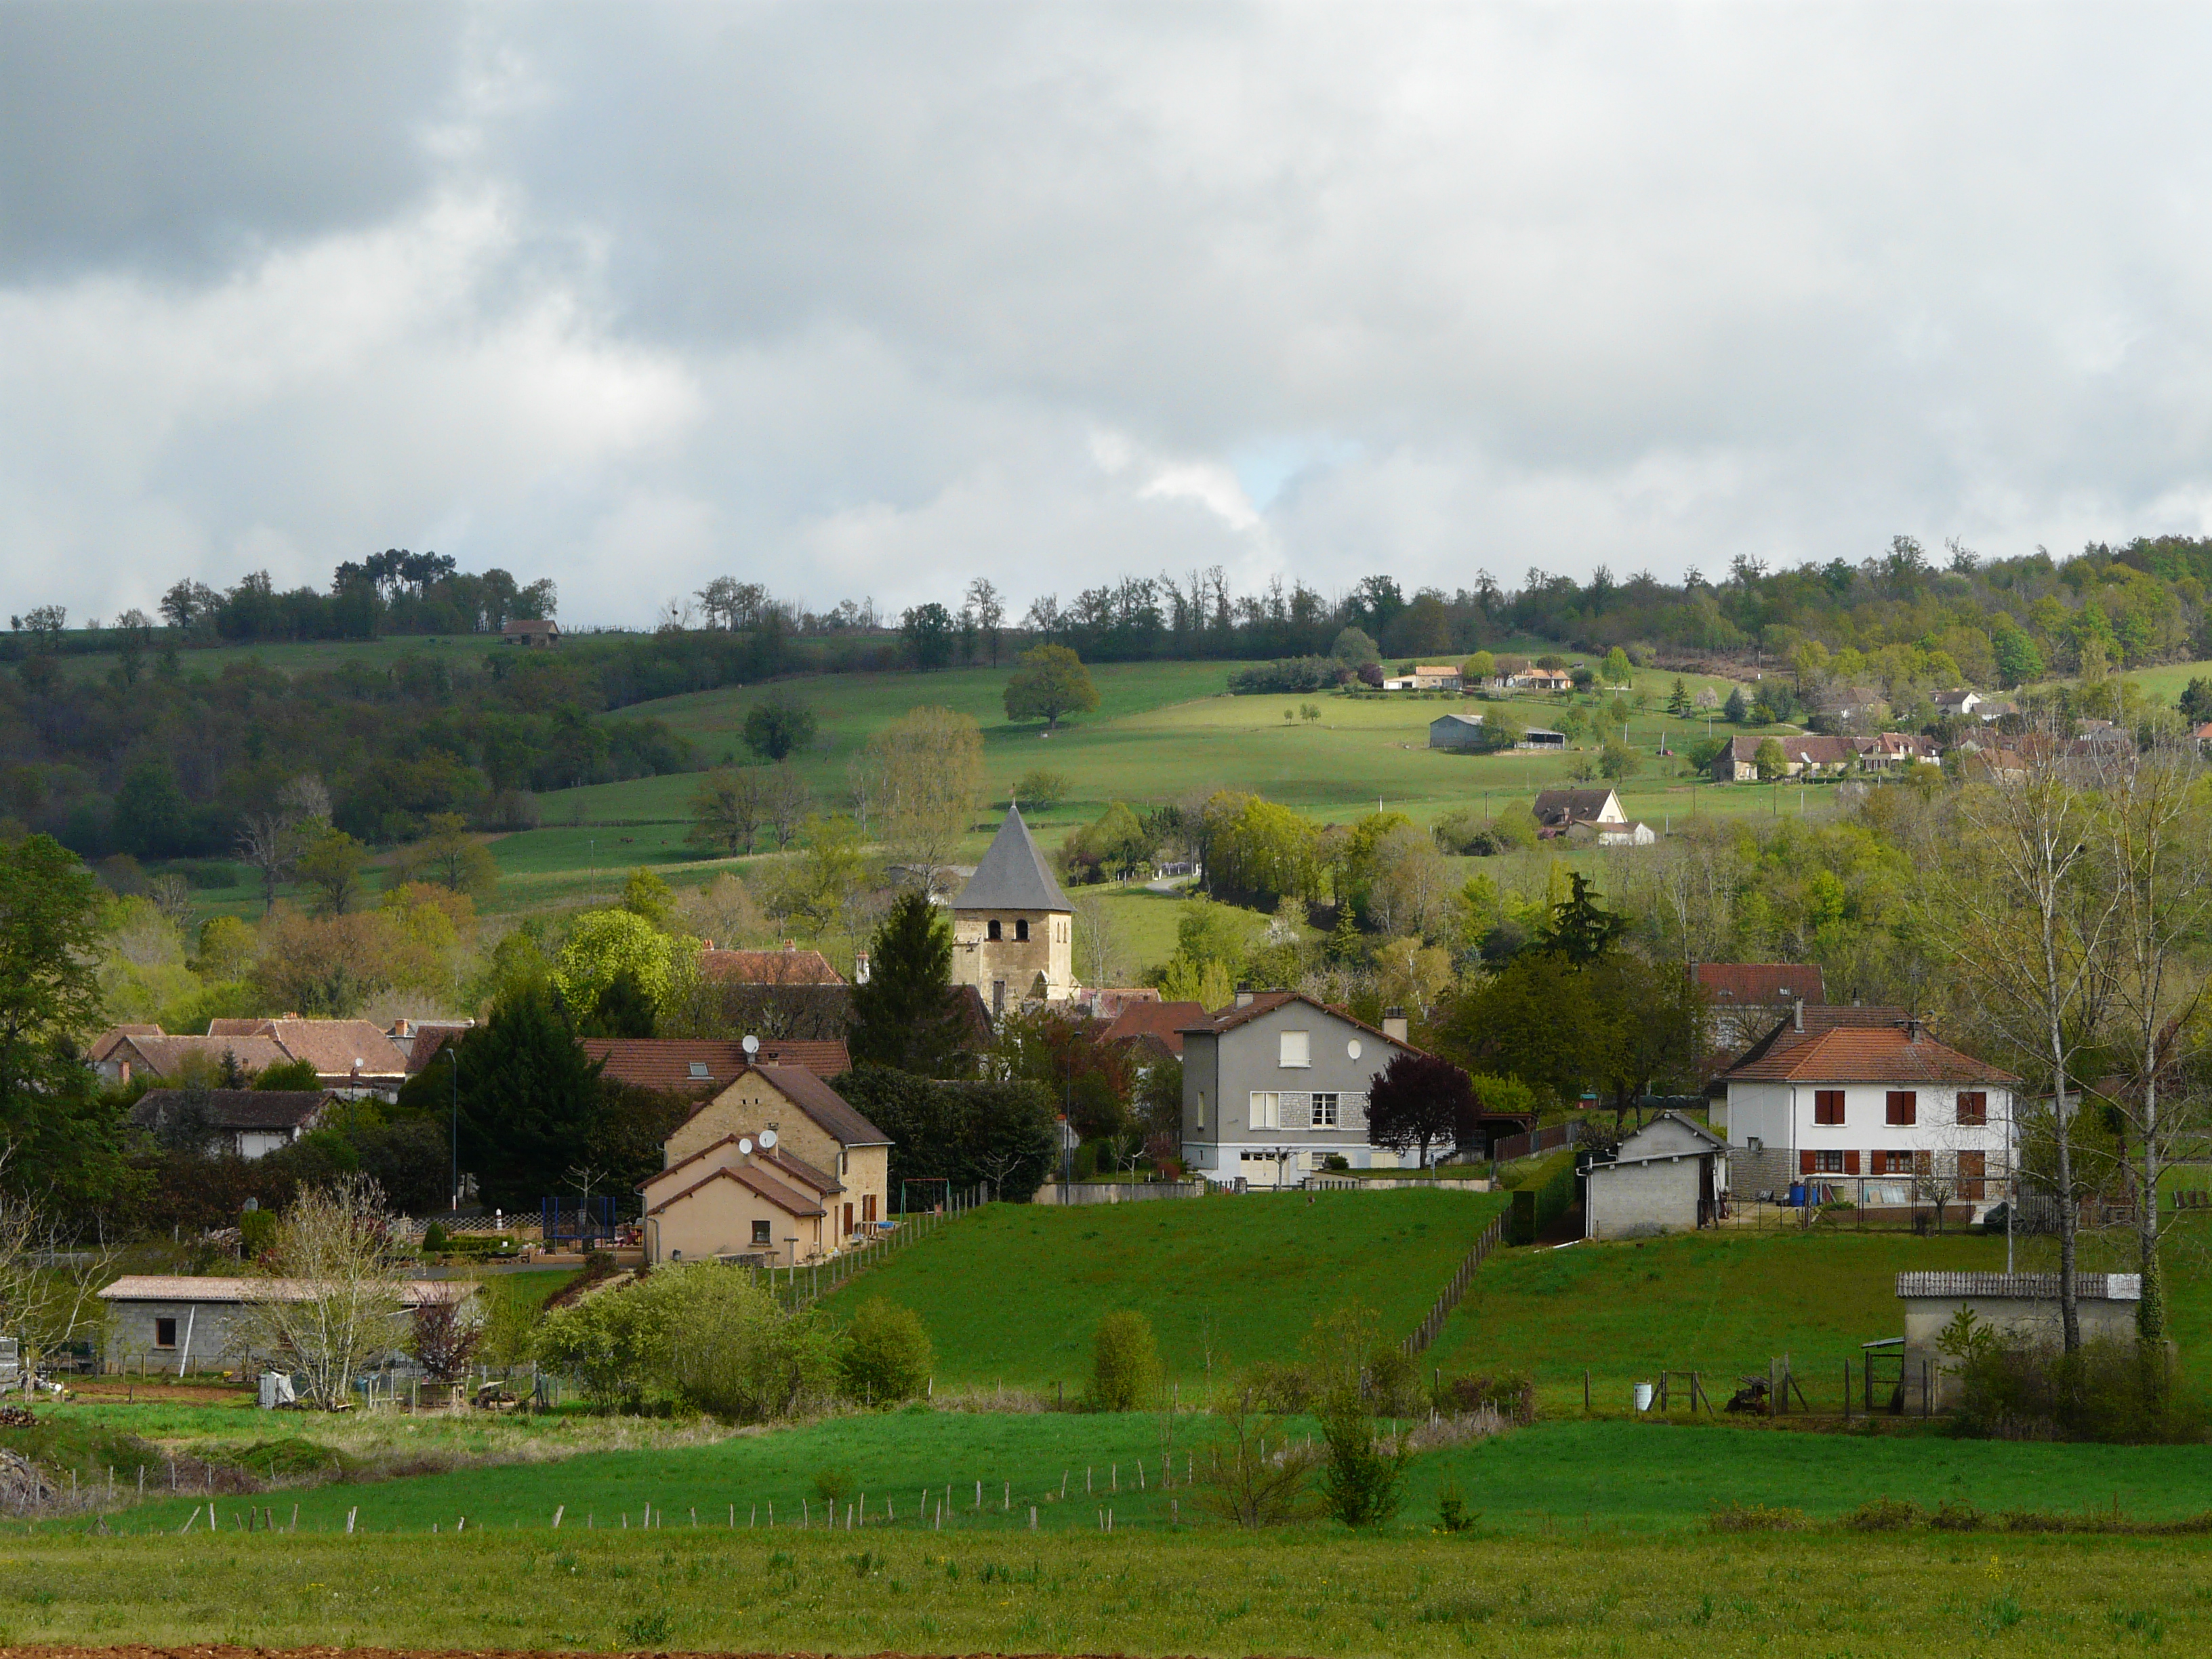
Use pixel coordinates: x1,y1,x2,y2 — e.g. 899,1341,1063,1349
1279,1030,1311,1069
155,1317,178,1349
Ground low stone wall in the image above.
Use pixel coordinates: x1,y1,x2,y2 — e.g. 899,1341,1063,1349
1305,1174,1493,1192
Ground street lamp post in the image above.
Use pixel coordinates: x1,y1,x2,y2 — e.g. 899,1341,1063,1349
447,1042,462,1213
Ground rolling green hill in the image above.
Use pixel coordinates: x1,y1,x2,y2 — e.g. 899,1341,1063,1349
817,1188,1509,1391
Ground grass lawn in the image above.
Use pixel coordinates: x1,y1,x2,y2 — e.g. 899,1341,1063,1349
817,1189,1510,1391
1426,1221,2212,1416
10,1416,2212,1654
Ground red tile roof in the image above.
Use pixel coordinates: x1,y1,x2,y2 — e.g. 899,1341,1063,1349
1721,1022,2016,1085
1695,963,1826,1006
1099,1000,1210,1057
642,1133,842,1199
583,1038,852,1090
644,1162,825,1221
699,948,846,986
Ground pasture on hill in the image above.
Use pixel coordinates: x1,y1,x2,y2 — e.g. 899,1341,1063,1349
816,1189,1511,1391
1424,1220,2212,1415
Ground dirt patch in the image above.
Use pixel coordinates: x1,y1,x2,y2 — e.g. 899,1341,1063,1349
64,1383,253,1406
0,1650,1150,1659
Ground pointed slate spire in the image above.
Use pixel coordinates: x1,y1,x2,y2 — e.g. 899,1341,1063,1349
954,804,1071,913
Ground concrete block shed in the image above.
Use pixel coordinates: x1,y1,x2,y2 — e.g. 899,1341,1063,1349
1582,1112,1729,1240
1897,1270,2141,1409
96,1275,472,1374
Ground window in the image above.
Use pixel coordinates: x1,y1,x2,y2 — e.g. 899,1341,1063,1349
863,1194,877,1223
1957,1150,1987,1199
154,1317,177,1349
1813,1090,1845,1126
1877,1149,1914,1175
1015,918,1029,942
992,980,1006,1015
1885,1090,1917,1126
987,919,1002,941
1957,1091,1988,1126
752,1220,772,1246
842,1202,854,1236
1812,1150,1845,1174
1313,1092,1340,1128
1249,1091,1280,1129
1279,1030,1311,1069
1196,1090,1206,1128
687,1061,711,1080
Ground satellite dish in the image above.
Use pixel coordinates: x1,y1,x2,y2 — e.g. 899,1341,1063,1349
742,1034,760,1059
759,1128,779,1149
737,1137,754,1155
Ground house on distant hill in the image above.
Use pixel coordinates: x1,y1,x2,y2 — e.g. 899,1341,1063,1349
1382,665,1463,691
1932,689,1983,719
1532,787,1625,835
501,619,560,647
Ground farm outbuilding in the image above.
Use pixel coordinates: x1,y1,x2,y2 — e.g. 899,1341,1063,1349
1428,712,1487,750
1582,1113,1729,1240
1896,1271,2140,1409
96,1276,474,1374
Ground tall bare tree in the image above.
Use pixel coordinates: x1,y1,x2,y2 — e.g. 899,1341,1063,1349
2097,734,2212,1350
965,577,1005,665
0,1151,118,1379
1933,724,2124,1351
854,706,983,895
249,1175,411,1408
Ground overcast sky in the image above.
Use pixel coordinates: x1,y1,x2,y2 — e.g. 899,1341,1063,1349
6,3,2212,626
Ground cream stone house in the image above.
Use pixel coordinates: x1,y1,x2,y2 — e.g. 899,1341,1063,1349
639,1063,893,1266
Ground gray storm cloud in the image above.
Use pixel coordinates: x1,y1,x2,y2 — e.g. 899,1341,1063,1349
5,1,2212,623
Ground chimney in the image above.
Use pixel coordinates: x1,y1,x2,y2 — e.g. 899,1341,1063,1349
1793,998,1804,1032
1234,985,1255,1008
1382,1006,1409,1043
701,939,714,951
1906,1017,1924,1042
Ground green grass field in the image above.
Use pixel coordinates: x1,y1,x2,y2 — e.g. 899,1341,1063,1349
9,1412,2212,1654
1425,1220,2212,1414
818,1190,1510,1390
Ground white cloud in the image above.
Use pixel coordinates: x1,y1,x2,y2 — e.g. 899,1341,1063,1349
11,3,2212,623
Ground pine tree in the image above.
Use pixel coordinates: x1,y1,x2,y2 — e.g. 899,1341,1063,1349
848,892,968,1076
1666,676,1691,716
453,986,607,1211
1722,685,1749,723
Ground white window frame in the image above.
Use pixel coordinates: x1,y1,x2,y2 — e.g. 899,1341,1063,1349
1279,1031,1311,1069
1312,1092,1340,1128
1249,1091,1280,1130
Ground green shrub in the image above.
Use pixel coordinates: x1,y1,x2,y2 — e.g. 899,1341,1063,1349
1706,1502,1807,1532
535,1263,839,1420
813,1467,856,1507
1845,1496,1923,1531
1435,1479,1476,1534
1505,1146,1578,1244
238,1208,276,1258
1317,1389,1411,1528
1088,1309,1162,1410
840,1298,934,1404
1364,1343,1422,1417
1070,1141,1099,1181
1440,1371,1536,1425
1238,1360,1315,1414
1931,1500,1984,1532
421,1221,449,1254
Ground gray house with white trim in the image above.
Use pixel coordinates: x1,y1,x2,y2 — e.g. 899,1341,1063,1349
1179,991,1422,1187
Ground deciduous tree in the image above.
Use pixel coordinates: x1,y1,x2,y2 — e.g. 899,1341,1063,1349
1002,644,1100,730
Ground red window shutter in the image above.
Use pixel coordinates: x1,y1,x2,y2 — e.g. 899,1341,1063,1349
1799,1149,1815,1176
1845,1150,1860,1175
1814,1090,1845,1126
1957,1091,1986,1126
1886,1090,1917,1126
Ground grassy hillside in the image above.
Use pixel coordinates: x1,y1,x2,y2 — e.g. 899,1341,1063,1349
817,1189,1509,1389
1427,1220,2212,1414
